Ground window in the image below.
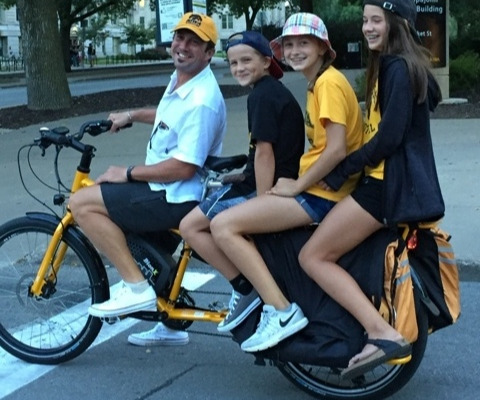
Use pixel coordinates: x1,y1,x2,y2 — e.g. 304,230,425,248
221,14,233,30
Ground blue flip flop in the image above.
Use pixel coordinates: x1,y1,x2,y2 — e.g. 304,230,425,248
341,338,412,380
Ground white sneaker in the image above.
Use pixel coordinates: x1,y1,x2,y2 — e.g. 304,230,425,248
88,282,157,318
240,303,308,353
128,323,189,346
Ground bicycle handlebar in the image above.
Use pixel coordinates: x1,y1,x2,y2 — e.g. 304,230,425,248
34,119,246,173
35,120,133,154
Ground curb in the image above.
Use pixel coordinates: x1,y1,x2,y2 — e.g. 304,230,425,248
458,260,480,282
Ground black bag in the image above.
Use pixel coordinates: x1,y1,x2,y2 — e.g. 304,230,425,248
231,227,397,367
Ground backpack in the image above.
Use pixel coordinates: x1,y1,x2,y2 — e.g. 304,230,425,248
407,226,461,332
378,238,418,343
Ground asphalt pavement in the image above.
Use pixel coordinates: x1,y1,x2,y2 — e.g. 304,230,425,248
0,62,479,400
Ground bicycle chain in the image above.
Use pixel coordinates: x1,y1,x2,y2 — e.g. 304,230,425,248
191,289,230,296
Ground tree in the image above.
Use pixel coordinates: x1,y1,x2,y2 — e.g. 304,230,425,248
56,1,138,72
85,15,109,48
285,0,313,12
16,0,72,110
122,23,156,54
209,0,282,30
1,0,140,111
450,0,480,58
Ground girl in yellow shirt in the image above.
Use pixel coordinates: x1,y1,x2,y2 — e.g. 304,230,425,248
209,13,363,353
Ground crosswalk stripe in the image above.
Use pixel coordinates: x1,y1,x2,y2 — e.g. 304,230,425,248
0,271,216,399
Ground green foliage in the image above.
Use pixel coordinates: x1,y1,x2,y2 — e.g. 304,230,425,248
313,0,364,68
253,23,283,41
84,15,108,44
449,51,480,92
0,0,15,8
122,23,156,53
208,0,281,29
136,47,170,60
354,70,366,101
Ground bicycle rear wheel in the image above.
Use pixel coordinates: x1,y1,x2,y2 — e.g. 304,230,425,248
277,295,429,400
0,215,109,364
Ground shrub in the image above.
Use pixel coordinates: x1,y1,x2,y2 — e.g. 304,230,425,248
449,51,480,93
136,47,170,60
354,71,366,101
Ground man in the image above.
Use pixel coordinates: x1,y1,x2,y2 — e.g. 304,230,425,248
69,12,226,348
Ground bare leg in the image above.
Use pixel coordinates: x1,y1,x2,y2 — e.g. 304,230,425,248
298,196,403,366
211,194,313,310
179,207,240,280
69,185,143,282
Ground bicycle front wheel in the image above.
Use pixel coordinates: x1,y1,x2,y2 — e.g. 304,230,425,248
0,215,108,364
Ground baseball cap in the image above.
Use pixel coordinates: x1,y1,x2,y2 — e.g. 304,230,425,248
363,0,421,43
270,13,336,62
172,12,218,44
226,31,284,79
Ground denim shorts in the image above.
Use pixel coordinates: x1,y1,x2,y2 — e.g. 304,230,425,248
294,192,336,223
199,184,256,220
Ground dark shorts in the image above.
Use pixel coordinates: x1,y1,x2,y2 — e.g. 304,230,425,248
294,192,336,223
101,182,197,233
350,176,384,223
199,184,256,220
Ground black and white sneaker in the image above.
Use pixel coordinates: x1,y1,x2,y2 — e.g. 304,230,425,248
217,289,261,332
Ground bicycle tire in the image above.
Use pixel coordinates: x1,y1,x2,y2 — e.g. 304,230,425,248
276,292,429,400
0,215,109,364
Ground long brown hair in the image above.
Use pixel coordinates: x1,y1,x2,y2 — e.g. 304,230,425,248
308,39,335,92
364,11,440,112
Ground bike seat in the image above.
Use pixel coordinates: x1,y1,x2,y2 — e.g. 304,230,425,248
205,155,247,173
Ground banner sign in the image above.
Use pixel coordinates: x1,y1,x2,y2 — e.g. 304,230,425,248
156,0,207,46
415,0,447,67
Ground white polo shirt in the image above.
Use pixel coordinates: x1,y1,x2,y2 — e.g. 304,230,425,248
145,65,226,203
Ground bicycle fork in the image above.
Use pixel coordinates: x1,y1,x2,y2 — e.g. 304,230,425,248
29,213,74,298
29,169,95,298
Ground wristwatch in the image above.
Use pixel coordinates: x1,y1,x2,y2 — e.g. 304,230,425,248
126,165,136,182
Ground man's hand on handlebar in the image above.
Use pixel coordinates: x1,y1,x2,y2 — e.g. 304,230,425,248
107,111,131,132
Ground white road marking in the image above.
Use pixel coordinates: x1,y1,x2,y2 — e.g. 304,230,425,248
0,271,215,398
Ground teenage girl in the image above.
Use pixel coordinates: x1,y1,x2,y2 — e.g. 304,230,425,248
209,13,363,353
297,0,444,379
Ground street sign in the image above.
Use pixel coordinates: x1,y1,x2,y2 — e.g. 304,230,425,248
155,0,207,46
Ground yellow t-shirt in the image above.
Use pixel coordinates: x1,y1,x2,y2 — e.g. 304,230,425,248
364,80,384,179
300,66,363,202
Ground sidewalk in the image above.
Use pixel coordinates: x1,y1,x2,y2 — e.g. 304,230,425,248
0,58,229,88
0,63,478,278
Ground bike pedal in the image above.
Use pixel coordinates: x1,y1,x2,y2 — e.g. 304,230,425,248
207,301,225,311
101,316,121,325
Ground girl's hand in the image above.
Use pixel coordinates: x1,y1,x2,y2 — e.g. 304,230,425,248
318,179,332,191
267,178,299,197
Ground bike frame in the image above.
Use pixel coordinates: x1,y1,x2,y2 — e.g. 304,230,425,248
28,129,227,324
